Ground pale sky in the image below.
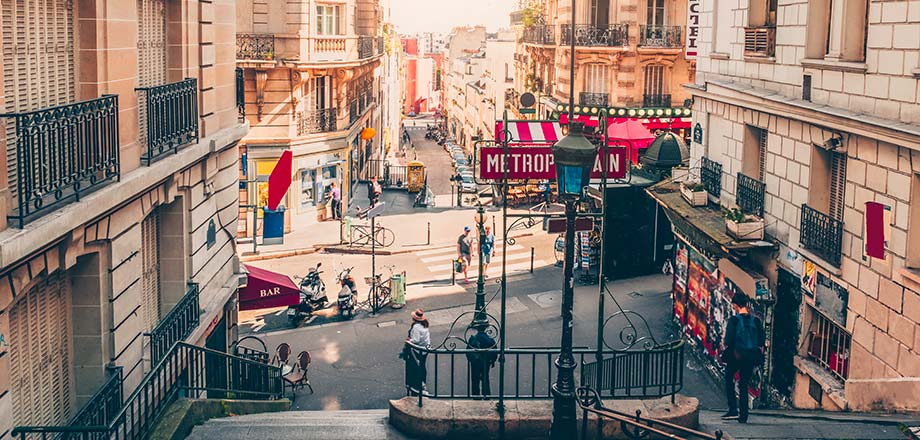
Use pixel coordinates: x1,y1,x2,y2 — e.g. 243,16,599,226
389,0,517,34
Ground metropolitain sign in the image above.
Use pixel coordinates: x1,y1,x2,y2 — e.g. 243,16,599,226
479,146,628,180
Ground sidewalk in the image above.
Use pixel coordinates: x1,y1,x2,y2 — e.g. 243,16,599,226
700,409,914,439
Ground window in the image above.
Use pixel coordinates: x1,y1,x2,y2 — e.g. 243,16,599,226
806,0,867,61
591,0,610,26
584,64,609,93
749,0,777,26
643,65,670,106
305,75,334,110
141,210,162,332
808,146,847,220
713,0,734,54
647,0,665,25
316,5,342,36
806,304,851,381
742,125,767,181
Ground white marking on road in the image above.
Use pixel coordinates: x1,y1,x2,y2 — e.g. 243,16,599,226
274,309,286,316
426,253,531,272
251,322,266,332
425,297,529,325
418,245,524,262
377,321,396,328
431,260,549,278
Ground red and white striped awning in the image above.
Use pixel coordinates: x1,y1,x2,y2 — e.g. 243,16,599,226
494,121,562,144
559,114,693,130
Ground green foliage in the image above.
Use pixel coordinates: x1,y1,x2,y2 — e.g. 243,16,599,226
682,181,705,192
520,1,544,28
722,207,757,223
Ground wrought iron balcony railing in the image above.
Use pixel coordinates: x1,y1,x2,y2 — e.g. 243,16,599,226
700,156,722,199
744,26,776,57
236,33,275,60
800,204,843,267
579,92,609,107
560,24,628,47
1,95,121,227
736,172,765,217
522,25,555,45
297,108,338,136
236,67,245,118
67,366,124,434
638,25,683,48
358,36,374,59
377,36,385,55
643,93,672,107
148,283,200,365
136,78,199,165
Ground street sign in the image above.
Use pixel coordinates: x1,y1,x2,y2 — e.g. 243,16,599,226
479,146,627,180
519,108,536,114
546,217,594,233
364,202,386,219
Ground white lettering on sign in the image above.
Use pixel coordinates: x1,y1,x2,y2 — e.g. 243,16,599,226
592,154,622,175
260,287,282,297
686,0,700,59
488,154,502,173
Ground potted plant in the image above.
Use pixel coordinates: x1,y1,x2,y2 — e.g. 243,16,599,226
723,207,765,240
680,181,707,206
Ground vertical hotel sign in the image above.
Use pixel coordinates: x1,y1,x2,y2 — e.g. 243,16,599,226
686,0,700,59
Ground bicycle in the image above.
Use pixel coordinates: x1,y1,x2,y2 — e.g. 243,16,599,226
362,265,396,312
349,223,396,248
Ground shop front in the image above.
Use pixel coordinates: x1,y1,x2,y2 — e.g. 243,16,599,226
294,153,345,223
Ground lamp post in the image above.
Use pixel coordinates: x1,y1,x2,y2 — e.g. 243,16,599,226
549,122,598,439
472,204,489,329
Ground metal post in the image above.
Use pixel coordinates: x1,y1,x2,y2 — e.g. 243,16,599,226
596,110,609,364
427,222,431,245
472,205,488,329
497,110,509,436
252,200,258,255
371,215,377,314
550,200,578,439
530,247,535,273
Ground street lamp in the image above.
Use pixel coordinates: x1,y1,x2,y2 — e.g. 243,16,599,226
549,121,597,439
472,205,489,329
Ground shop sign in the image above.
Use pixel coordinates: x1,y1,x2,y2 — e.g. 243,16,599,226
686,0,701,59
692,123,703,144
479,146,627,180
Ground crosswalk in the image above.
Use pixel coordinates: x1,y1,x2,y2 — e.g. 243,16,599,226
416,241,548,280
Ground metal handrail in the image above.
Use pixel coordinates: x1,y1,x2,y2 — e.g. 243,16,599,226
136,78,199,165
147,283,200,364
576,387,723,440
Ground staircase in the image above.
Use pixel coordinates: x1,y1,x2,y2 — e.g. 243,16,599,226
186,410,408,440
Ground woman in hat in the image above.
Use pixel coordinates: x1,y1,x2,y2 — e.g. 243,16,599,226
403,309,430,394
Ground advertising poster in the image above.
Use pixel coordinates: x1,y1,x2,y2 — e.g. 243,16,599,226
802,260,817,297
673,241,689,323
715,273,767,399
687,249,716,315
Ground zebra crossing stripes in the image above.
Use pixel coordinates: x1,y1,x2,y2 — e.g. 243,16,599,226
415,242,547,279
418,244,524,263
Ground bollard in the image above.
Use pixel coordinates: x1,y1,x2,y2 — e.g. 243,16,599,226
451,261,456,285
427,222,431,245
530,247,535,273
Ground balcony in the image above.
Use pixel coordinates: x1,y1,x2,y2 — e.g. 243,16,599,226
136,78,199,165
700,156,722,199
148,283,200,364
744,26,776,58
377,36,385,55
800,204,843,267
638,25,683,48
1,95,121,228
736,172,765,217
297,108,338,136
560,24,628,47
236,67,245,119
358,36,374,59
806,305,851,381
236,33,275,60
522,25,555,45
349,94,375,124
643,94,672,107
579,92,609,107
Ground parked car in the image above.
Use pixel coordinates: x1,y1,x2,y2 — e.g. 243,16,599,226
459,174,478,193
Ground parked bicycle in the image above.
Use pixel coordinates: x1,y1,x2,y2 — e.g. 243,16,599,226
361,264,398,312
349,223,396,247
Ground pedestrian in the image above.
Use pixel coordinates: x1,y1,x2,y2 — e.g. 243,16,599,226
329,182,341,220
368,176,382,206
721,294,765,424
457,226,472,283
466,327,497,397
480,225,495,277
400,308,431,395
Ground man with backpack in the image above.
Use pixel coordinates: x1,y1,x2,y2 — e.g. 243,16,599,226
721,294,765,423
466,327,498,397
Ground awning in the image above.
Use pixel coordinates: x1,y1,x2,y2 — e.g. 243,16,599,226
239,264,301,311
495,120,562,144
560,114,693,130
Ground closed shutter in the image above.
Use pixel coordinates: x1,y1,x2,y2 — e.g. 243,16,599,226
829,153,846,220
644,65,665,96
758,128,767,180
2,0,75,198
9,271,73,426
584,64,608,94
141,212,161,332
137,0,167,149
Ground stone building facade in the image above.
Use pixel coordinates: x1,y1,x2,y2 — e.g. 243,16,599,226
664,0,920,412
0,0,246,434
236,0,388,234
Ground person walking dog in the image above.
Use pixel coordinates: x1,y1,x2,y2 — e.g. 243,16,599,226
721,294,764,424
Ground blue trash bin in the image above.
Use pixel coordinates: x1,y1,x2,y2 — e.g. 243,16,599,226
262,206,285,245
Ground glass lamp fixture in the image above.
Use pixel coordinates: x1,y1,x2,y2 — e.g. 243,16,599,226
552,122,597,201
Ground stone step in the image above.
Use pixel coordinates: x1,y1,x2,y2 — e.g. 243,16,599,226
187,409,409,440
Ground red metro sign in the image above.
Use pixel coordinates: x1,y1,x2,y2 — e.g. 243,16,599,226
479,146,628,180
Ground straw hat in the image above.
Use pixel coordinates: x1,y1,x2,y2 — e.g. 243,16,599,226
412,308,426,322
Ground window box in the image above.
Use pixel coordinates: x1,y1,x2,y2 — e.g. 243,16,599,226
680,182,708,207
724,209,765,240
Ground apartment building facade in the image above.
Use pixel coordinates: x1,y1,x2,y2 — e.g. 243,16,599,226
443,26,487,150
652,0,920,412
0,0,245,434
518,0,695,128
236,0,387,232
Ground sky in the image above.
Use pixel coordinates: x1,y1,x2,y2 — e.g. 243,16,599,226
389,0,518,34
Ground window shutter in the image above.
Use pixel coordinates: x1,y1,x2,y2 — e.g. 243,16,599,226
137,0,168,149
758,128,767,180
9,271,73,426
2,0,75,198
644,65,665,96
141,212,162,332
829,153,846,220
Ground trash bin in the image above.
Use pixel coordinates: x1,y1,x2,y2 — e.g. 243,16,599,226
263,206,285,245
390,272,406,309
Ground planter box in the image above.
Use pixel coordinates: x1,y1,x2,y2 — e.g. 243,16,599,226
726,217,765,240
680,184,708,207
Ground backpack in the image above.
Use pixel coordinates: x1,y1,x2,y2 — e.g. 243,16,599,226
733,314,761,362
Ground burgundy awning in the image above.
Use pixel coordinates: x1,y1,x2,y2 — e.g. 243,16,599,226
239,264,300,311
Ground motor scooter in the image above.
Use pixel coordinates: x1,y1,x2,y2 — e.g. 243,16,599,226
287,263,328,326
337,266,357,319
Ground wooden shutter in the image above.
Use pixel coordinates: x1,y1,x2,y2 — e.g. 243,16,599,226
2,0,75,197
758,128,767,180
137,0,167,148
644,65,665,96
829,153,846,220
9,271,73,426
141,212,161,332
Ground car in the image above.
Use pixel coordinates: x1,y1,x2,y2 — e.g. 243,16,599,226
456,166,474,175
459,175,478,193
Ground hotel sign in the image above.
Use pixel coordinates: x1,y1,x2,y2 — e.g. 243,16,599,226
479,146,628,180
686,0,700,59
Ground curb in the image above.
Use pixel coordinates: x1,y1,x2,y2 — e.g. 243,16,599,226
239,246,319,262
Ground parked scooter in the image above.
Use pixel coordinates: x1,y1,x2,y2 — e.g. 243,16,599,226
287,263,328,326
337,266,358,319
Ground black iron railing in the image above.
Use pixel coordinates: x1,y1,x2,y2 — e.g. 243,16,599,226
148,283,200,365
744,26,776,57
236,33,275,60
638,25,683,48
65,367,124,438
581,341,684,401
1,95,121,228
700,156,722,198
579,92,609,107
136,78,199,165
643,93,672,107
377,36,385,55
807,305,851,381
361,159,407,187
560,24,628,47
522,25,555,44
349,93,374,124
358,36,374,59
800,204,843,267
297,108,338,136
11,343,283,440
236,67,245,118
736,172,765,217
